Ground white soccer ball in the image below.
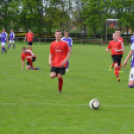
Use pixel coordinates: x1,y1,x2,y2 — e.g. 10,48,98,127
89,99,100,110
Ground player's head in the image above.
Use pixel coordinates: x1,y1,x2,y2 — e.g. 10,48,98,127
113,33,118,40
55,30,62,40
2,29,5,32
10,29,13,32
21,46,26,53
64,31,69,38
116,31,120,37
28,29,31,33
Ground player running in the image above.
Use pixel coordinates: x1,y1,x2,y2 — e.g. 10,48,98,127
49,30,70,93
109,31,125,71
21,47,41,70
106,33,123,82
0,29,8,53
24,29,34,50
62,31,73,72
122,44,134,88
8,29,15,50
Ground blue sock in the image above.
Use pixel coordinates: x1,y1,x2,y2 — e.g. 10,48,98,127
128,85,134,88
13,44,15,49
8,44,11,49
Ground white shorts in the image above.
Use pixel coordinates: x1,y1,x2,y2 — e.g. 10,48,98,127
9,40,15,43
1,43,6,46
129,68,134,81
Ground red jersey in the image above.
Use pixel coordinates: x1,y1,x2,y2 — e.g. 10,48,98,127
108,40,123,55
118,37,124,43
21,50,36,61
50,40,70,67
26,33,34,42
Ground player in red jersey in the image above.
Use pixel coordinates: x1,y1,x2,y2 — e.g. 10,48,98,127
21,47,40,70
24,29,34,50
49,30,70,93
109,31,125,71
106,33,123,81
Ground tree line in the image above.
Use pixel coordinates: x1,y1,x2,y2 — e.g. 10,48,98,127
0,0,134,38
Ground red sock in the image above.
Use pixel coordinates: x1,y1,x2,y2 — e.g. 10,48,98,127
119,63,121,71
115,67,119,77
58,77,63,91
27,58,33,68
33,67,38,70
111,63,114,68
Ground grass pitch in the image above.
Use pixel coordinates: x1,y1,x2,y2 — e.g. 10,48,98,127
0,42,134,134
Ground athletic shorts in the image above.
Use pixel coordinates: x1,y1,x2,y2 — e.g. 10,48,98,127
50,67,65,75
28,42,33,45
112,55,122,66
129,68,134,81
1,43,6,46
9,40,15,43
26,57,36,65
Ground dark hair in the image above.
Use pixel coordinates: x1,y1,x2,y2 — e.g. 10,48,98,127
55,30,62,33
21,46,26,50
64,30,69,33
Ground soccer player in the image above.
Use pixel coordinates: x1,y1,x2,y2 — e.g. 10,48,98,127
49,30,70,93
0,29,8,53
106,33,123,81
24,29,34,50
8,29,15,49
62,31,73,71
21,47,40,70
109,30,125,71
122,44,134,88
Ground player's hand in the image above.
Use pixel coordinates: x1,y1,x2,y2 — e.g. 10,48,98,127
21,68,24,70
129,44,131,46
61,60,67,67
106,48,108,52
122,60,127,67
49,61,52,66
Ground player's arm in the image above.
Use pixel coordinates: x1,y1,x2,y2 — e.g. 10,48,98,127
122,50,133,67
12,33,15,40
70,39,73,54
61,51,71,67
49,53,52,66
21,60,25,70
24,35,27,43
106,43,111,52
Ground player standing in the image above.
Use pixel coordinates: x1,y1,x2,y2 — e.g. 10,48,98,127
122,44,134,88
109,31,125,71
0,29,8,53
21,47,40,70
106,33,123,81
8,29,15,49
24,29,34,50
62,31,73,72
49,30,70,93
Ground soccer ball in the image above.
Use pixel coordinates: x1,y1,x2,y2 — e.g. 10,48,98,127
89,99,100,110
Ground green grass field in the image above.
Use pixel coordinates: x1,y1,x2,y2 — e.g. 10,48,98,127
0,43,134,134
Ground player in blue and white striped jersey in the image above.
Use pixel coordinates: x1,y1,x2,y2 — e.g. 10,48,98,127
8,29,15,49
62,31,73,72
0,29,8,53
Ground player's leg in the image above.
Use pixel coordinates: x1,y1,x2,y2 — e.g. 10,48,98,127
1,43,7,53
128,68,134,88
109,56,114,71
13,40,15,49
57,67,65,93
50,67,58,78
26,65,32,70
27,42,32,51
112,55,120,81
8,40,11,49
66,61,69,72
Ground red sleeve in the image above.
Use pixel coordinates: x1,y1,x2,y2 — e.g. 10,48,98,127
21,53,25,61
50,44,53,54
107,42,111,49
65,42,70,52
